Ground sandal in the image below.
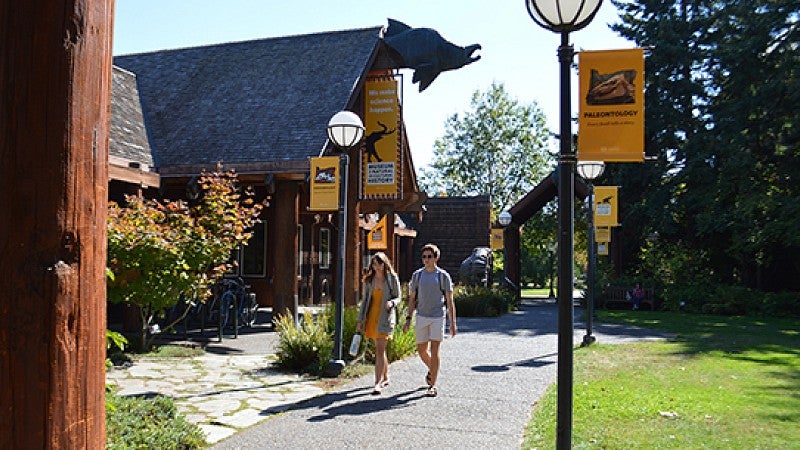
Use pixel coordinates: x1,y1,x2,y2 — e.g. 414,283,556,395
380,379,390,388
426,386,438,397
372,383,382,395
425,371,432,386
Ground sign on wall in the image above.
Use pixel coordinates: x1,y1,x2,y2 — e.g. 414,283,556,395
367,214,388,250
309,156,340,211
363,76,401,199
578,48,645,162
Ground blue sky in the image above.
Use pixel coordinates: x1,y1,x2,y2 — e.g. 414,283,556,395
113,0,633,168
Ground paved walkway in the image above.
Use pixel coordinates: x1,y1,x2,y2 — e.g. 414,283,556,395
106,300,671,447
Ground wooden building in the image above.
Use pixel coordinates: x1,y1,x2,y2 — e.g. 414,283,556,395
110,26,426,313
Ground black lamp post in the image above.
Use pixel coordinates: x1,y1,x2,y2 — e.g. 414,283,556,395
577,160,605,347
498,210,512,290
324,111,365,377
548,241,557,300
525,0,603,448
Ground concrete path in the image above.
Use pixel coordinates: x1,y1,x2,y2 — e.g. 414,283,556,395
196,300,670,449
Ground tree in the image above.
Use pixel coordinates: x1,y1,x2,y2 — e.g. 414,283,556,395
608,0,800,291
107,167,264,349
419,82,554,215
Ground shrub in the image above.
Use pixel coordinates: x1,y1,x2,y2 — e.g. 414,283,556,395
106,392,205,449
106,330,130,369
659,282,799,317
324,303,360,361
107,166,264,351
453,284,515,317
333,300,417,363
274,310,333,374
762,291,800,317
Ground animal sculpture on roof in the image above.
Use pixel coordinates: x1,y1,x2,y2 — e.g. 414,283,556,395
383,18,481,92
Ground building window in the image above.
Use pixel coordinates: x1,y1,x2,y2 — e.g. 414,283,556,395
241,221,267,277
320,228,331,269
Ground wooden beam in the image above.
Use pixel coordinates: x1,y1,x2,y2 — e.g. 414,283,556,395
0,1,112,447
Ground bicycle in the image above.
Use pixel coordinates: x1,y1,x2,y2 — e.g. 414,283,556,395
204,277,257,340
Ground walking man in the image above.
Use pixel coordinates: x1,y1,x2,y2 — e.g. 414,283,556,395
403,243,457,397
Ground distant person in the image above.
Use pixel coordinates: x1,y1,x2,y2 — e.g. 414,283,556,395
356,252,401,395
631,283,645,310
403,243,456,397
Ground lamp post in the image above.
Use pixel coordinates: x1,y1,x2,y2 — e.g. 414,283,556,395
577,161,605,347
498,210,512,290
324,111,365,376
526,0,603,448
548,241,557,300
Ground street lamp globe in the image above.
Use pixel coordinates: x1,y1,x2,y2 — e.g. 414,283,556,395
577,161,605,181
327,111,365,150
526,0,604,33
498,211,512,227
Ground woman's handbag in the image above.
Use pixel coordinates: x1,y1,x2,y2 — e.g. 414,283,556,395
348,333,362,356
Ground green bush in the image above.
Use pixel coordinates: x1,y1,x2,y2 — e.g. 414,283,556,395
340,299,416,363
106,392,205,449
274,310,333,375
324,303,361,361
762,291,800,317
659,282,799,317
453,284,515,317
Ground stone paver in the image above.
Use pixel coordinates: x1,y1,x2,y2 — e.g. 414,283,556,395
106,353,325,444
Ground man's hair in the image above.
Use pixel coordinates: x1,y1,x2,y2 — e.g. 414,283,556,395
421,243,440,258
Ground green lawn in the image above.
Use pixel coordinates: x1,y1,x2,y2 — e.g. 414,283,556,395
521,287,554,297
523,311,800,449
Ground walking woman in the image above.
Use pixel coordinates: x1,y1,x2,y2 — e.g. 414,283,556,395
356,252,402,394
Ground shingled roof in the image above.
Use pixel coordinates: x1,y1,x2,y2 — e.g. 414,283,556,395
114,26,384,174
110,66,153,168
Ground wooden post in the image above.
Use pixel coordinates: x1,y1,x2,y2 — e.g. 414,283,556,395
271,181,299,318
0,1,113,448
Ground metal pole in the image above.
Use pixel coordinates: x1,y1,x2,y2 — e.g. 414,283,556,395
326,153,348,376
582,184,597,346
556,31,575,450
549,250,556,300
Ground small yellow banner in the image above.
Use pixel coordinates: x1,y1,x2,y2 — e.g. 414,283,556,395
490,228,504,250
597,242,609,256
368,214,388,250
363,77,401,198
309,156,340,211
595,226,611,242
593,186,619,227
578,48,645,162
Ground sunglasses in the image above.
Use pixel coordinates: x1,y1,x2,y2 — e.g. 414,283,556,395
372,260,385,265
421,254,435,259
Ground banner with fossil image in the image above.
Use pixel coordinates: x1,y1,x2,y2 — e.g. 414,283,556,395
578,48,645,162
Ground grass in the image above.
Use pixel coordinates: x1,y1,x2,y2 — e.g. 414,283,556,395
521,287,553,297
523,311,800,449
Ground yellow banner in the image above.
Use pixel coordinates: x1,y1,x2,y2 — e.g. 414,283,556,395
363,77,400,198
597,242,609,256
490,228,504,250
578,48,645,162
309,156,340,211
368,214,388,250
595,226,611,242
593,186,619,227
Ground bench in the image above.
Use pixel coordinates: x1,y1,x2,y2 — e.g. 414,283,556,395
602,286,658,310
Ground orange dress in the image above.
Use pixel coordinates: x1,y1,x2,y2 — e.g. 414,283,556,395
364,288,390,340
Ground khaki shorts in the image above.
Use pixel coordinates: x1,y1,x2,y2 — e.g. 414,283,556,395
414,315,445,344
